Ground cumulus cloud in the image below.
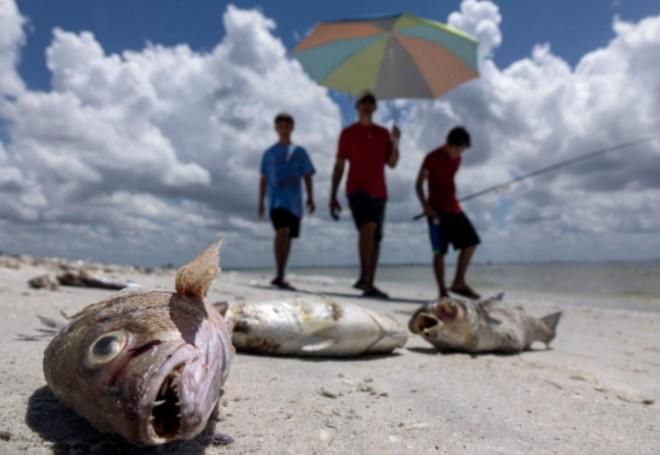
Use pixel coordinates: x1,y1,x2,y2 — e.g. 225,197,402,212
0,0,659,267
0,1,341,265
448,0,502,59
0,0,25,97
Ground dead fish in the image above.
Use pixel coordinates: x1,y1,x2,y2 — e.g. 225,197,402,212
42,241,234,446
408,293,561,353
56,269,140,290
226,296,407,356
28,274,59,290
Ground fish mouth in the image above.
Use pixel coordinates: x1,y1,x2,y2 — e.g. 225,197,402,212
409,300,461,334
409,303,441,334
410,312,441,334
150,363,184,441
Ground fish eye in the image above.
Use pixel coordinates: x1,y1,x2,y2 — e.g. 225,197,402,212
83,330,128,369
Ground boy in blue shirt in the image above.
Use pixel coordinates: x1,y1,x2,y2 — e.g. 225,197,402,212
258,113,316,290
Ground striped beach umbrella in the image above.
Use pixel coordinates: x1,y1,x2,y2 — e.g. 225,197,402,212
293,13,479,100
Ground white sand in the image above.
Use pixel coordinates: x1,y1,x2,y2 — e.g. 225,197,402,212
0,257,658,454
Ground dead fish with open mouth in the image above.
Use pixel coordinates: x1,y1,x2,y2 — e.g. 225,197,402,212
42,241,234,446
408,293,561,354
226,296,407,356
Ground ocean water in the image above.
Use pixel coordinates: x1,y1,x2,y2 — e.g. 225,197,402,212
287,261,660,303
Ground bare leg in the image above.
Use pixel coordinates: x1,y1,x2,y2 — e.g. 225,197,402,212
358,222,377,285
274,228,291,281
433,253,448,298
452,245,476,288
366,240,380,287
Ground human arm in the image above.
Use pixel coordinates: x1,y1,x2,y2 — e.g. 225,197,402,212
329,158,345,220
387,125,401,168
258,175,266,219
415,166,435,217
304,174,315,214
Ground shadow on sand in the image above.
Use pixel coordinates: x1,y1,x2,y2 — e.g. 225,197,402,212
236,349,403,363
26,386,229,455
248,284,429,305
406,346,555,357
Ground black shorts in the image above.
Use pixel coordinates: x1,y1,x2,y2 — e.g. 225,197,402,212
427,211,480,255
348,191,386,243
270,208,300,238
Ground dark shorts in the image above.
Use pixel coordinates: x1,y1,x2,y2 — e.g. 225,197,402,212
348,191,386,243
428,211,480,255
270,208,300,239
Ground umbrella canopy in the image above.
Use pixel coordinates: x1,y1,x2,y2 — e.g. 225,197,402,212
293,13,479,100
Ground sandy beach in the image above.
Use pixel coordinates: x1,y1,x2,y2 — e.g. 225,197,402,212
0,256,658,455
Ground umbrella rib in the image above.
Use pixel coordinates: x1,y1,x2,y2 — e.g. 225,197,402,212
322,36,389,94
395,33,478,98
377,32,433,98
406,35,435,97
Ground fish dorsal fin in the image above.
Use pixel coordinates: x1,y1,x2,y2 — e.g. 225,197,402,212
475,301,502,325
478,293,505,310
175,239,222,302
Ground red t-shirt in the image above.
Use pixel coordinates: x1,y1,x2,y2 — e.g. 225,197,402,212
337,122,392,199
422,146,462,213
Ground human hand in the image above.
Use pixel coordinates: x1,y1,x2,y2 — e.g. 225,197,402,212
423,204,436,218
258,204,265,220
307,198,316,215
391,124,401,142
329,198,342,220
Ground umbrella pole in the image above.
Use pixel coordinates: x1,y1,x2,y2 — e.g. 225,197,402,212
386,100,400,126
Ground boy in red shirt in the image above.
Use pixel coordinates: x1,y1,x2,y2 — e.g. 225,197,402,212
415,126,481,299
329,90,400,299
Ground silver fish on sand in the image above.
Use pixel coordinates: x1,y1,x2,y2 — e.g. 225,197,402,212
42,241,234,446
226,297,408,356
408,293,561,353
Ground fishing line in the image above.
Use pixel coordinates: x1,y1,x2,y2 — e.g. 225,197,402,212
413,133,660,220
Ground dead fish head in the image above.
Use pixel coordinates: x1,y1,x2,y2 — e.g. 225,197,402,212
408,298,472,348
43,241,233,445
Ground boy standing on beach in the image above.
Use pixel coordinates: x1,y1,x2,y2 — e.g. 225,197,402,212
415,126,481,299
329,90,400,299
259,112,316,290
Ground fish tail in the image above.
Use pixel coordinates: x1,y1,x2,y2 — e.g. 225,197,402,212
539,311,562,345
175,239,223,302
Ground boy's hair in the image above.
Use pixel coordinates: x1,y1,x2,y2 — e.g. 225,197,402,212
355,89,377,106
274,112,295,125
446,126,471,147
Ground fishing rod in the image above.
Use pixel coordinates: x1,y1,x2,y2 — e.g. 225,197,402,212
413,134,660,221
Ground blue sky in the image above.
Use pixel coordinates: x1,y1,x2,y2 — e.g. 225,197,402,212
17,0,659,92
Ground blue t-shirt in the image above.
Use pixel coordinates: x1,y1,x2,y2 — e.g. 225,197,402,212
260,143,315,218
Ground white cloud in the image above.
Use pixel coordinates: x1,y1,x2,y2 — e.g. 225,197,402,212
448,0,502,59
0,0,659,267
0,0,25,97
